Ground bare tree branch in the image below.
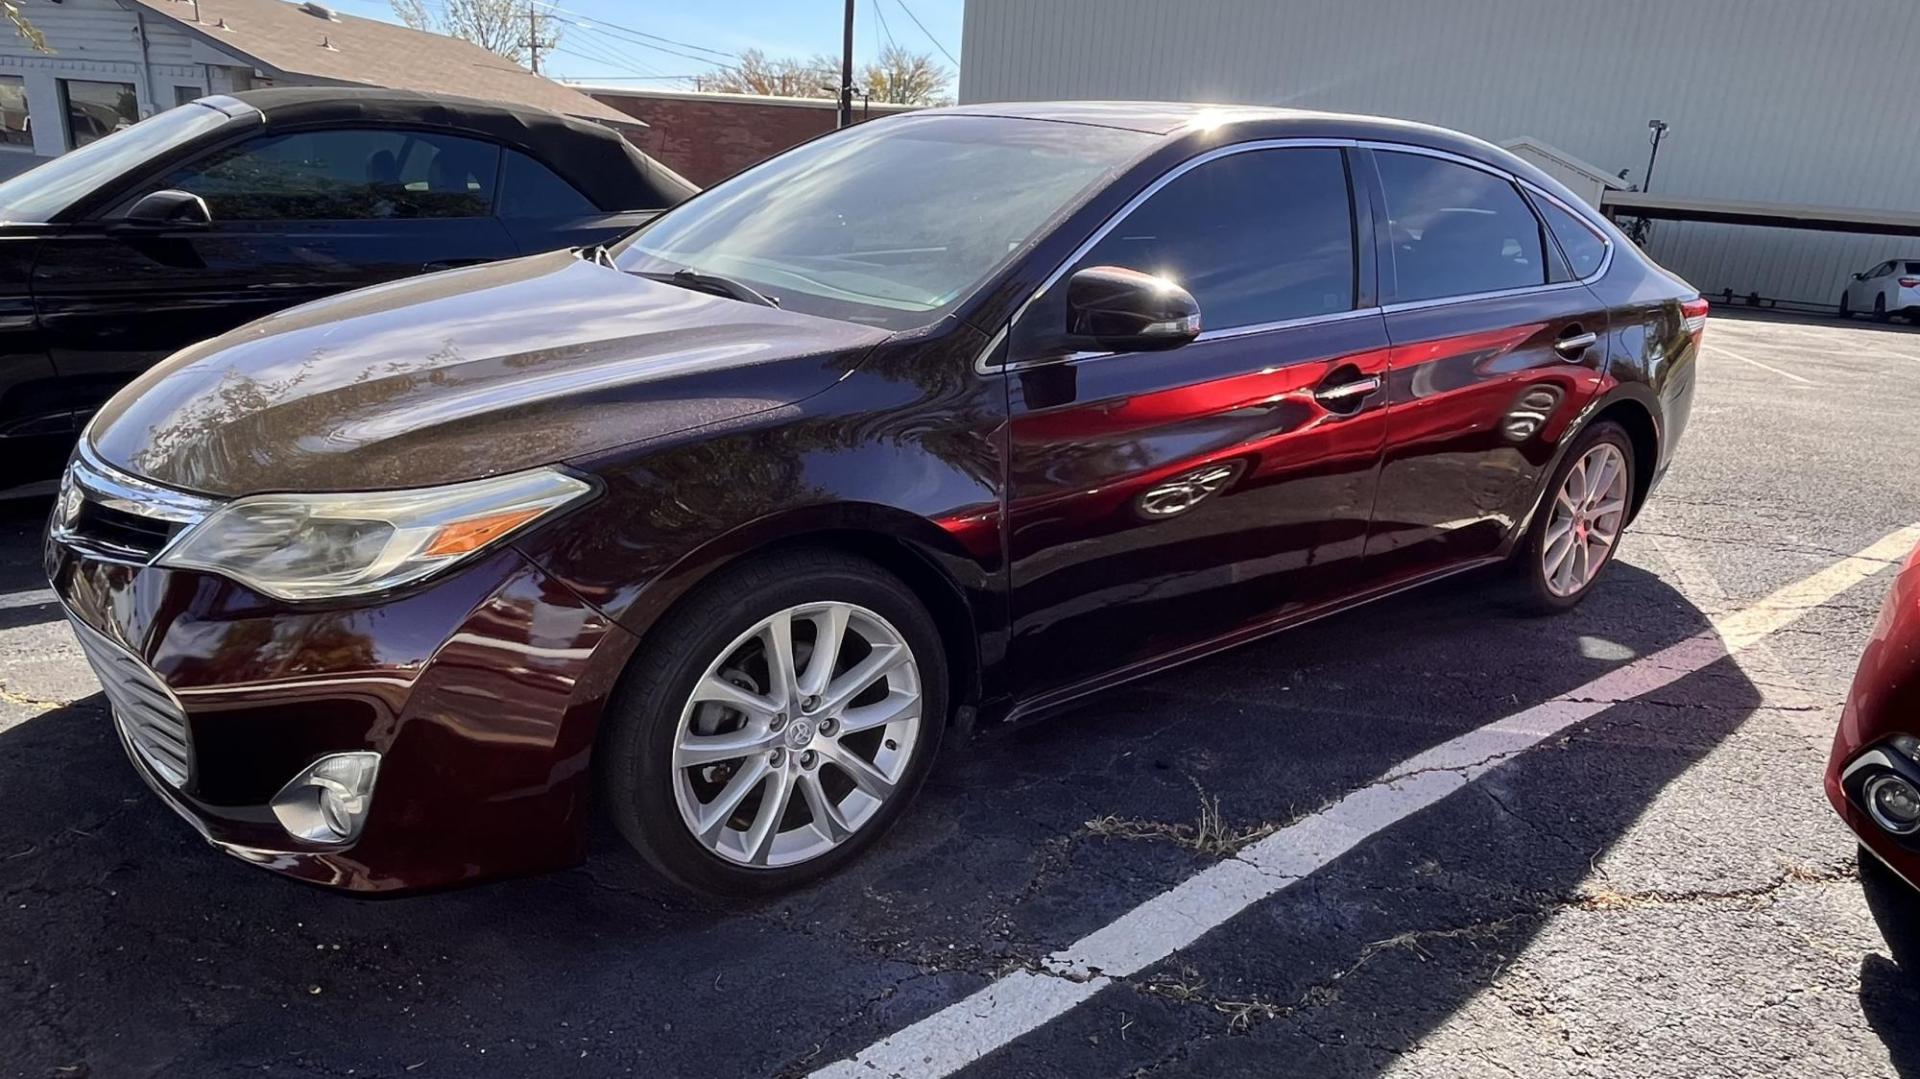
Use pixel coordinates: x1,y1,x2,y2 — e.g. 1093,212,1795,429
5,1,49,54
391,0,558,67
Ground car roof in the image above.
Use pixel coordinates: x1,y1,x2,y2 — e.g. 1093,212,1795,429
229,86,695,209
920,100,1585,212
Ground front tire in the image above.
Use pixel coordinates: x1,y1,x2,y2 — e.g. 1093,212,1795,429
1839,292,1853,319
1511,420,1635,614
599,550,947,897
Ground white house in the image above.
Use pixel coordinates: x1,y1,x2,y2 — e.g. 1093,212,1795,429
0,0,630,175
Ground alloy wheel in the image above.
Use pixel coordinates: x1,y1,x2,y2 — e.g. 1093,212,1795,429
1541,442,1629,598
671,602,922,868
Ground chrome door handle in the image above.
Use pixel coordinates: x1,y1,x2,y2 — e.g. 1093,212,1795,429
1313,375,1381,406
1553,331,1598,357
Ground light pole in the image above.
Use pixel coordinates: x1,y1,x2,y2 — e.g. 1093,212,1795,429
1643,119,1670,193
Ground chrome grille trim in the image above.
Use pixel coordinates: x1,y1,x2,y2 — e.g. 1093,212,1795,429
66,612,192,788
50,442,221,565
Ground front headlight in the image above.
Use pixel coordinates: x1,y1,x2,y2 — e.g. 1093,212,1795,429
159,467,592,601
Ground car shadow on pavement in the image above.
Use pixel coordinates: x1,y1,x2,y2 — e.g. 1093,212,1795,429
0,557,1900,1078
1860,853,1920,1076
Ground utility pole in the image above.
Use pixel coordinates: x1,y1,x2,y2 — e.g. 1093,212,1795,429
837,0,854,128
528,0,541,74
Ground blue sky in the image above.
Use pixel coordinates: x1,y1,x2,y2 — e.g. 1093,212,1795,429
324,0,966,88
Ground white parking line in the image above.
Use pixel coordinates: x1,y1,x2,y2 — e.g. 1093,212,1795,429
1701,342,1813,384
812,524,1920,1079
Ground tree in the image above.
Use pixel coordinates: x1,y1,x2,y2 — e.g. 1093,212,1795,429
692,49,838,99
390,0,559,69
861,44,950,106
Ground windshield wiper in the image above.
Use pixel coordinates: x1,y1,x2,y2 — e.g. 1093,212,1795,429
633,268,780,308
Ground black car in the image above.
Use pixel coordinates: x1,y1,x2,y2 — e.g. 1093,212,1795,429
0,86,695,494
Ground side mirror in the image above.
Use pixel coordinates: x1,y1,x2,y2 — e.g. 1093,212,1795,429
118,189,212,227
1853,272,1866,280
1066,265,1201,351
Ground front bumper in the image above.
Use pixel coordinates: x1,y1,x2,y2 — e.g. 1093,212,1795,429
47,535,637,894
1824,543,1920,892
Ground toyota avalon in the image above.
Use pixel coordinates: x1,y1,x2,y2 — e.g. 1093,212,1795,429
46,103,1703,895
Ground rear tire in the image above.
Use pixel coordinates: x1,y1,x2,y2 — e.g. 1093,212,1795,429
1509,420,1636,614
598,549,947,897
1875,294,1890,322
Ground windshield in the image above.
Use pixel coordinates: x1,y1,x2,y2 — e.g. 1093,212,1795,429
614,114,1153,330
0,102,239,223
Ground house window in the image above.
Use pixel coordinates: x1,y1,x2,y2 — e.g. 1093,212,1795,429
0,76,28,147
60,79,138,149
174,85,202,108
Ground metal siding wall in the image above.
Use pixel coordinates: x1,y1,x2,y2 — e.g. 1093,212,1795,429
960,0,1920,307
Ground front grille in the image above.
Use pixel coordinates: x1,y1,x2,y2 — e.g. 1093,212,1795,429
67,614,192,788
70,500,182,562
49,442,220,566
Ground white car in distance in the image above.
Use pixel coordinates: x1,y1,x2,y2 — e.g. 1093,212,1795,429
1840,259,1920,321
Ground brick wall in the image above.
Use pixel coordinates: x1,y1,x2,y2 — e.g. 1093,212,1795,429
585,88,918,187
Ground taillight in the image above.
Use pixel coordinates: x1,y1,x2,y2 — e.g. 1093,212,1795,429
1899,277,1920,288
1681,296,1709,343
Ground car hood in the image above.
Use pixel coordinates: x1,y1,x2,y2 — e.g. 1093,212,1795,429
88,251,888,497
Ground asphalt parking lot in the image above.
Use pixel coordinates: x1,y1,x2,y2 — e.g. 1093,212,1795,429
4,310,1920,1079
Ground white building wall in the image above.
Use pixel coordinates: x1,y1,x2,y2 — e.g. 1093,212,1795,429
0,0,249,166
960,0,1920,308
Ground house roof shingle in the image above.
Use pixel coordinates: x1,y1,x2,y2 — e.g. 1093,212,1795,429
127,0,637,127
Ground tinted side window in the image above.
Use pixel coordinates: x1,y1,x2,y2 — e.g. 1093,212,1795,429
158,129,501,221
1074,147,1356,330
498,151,599,218
1375,152,1545,302
1538,197,1608,279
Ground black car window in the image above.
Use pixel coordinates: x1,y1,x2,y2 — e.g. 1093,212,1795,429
498,150,598,219
1375,151,1545,303
1537,197,1609,280
1070,147,1356,331
155,129,501,221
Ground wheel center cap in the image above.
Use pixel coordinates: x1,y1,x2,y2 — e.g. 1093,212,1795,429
784,718,816,750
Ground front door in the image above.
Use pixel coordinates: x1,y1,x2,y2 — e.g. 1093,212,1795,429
32,126,518,415
1358,148,1613,583
1002,144,1391,701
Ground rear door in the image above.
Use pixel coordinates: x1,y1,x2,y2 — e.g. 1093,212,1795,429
1001,144,1391,701
31,126,518,409
1359,146,1612,584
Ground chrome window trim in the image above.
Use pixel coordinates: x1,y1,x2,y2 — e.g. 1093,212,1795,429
978,135,1615,375
974,137,1360,374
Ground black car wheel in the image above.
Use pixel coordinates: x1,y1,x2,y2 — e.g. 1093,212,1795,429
1839,293,1853,319
1511,420,1635,614
1875,294,1890,322
599,549,946,897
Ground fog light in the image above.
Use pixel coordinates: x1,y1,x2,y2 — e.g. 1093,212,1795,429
1865,772,1920,836
270,752,380,844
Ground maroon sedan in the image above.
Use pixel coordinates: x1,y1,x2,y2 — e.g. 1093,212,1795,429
46,103,1703,895
1829,541,1920,891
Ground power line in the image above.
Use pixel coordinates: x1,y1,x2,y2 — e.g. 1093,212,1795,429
872,0,898,53
893,0,956,66
541,12,735,68
549,45,659,79
533,1,739,61
559,74,707,82
563,23,670,75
